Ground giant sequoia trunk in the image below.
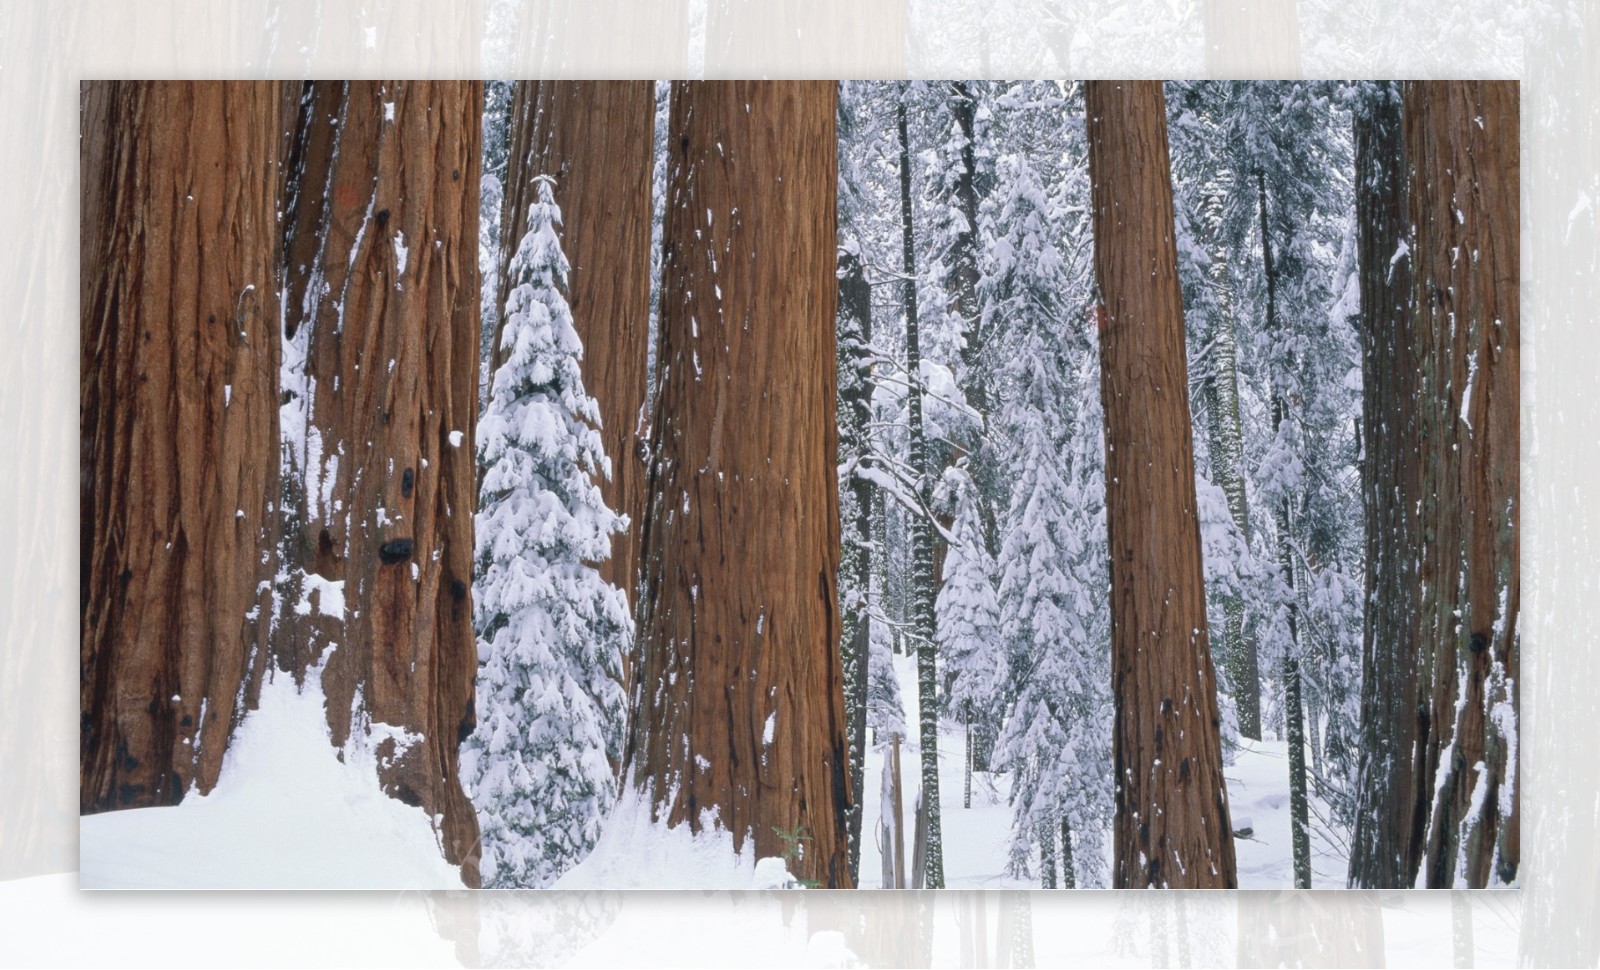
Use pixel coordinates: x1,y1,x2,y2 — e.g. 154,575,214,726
496,81,655,680
80,81,282,812
1348,83,1428,889
626,81,853,888
1406,80,1520,889
279,80,483,885
1085,80,1237,889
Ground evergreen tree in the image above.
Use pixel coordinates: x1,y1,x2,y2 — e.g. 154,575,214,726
935,467,1004,811
465,175,630,889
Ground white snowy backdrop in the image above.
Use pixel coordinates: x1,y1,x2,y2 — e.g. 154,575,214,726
3,0,1594,964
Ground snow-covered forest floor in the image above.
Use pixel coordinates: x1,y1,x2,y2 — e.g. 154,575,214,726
860,653,1349,890
79,660,461,890
79,645,1346,891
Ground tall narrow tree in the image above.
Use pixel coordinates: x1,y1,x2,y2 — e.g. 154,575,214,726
837,242,875,883
1084,80,1237,889
465,176,630,888
1256,169,1314,889
80,81,282,812
278,80,483,885
625,81,853,888
897,92,947,889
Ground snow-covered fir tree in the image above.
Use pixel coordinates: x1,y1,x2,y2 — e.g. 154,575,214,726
935,466,1005,808
463,175,631,889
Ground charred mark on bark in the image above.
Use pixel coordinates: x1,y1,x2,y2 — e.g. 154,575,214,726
1179,758,1192,783
401,467,414,498
375,208,390,228
1470,630,1489,653
378,538,414,564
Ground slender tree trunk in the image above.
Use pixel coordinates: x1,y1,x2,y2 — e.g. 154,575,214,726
1060,816,1076,888
1407,80,1520,889
964,707,973,809
897,92,946,889
948,81,999,774
1085,80,1237,889
495,80,655,692
838,243,875,884
80,81,282,812
1038,820,1057,889
1256,170,1313,890
279,80,483,885
1199,174,1261,740
626,81,852,888
1348,82,1427,889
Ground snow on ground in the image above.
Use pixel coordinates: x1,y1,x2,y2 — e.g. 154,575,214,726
1227,736,1351,888
858,653,1036,888
78,660,463,889
76,642,1343,892
859,651,1347,889
554,785,796,890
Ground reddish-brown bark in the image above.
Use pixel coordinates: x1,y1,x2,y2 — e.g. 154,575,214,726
280,80,483,885
1407,80,1520,889
626,81,853,888
80,81,282,812
1085,80,1237,889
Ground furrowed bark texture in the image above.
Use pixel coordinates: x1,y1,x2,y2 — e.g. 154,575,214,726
1348,83,1427,889
627,81,853,888
1085,80,1237,889
80,81,282,813
497,80,655,685
1406,80,1520,889
280,80,483,885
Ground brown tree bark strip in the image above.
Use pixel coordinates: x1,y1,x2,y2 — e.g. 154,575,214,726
280,80,483,885
1348,82,1429,889
626,80,853,888
496,81,654,637
1084,80,1237,889
80,81,281,812
1407,80,1520,889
